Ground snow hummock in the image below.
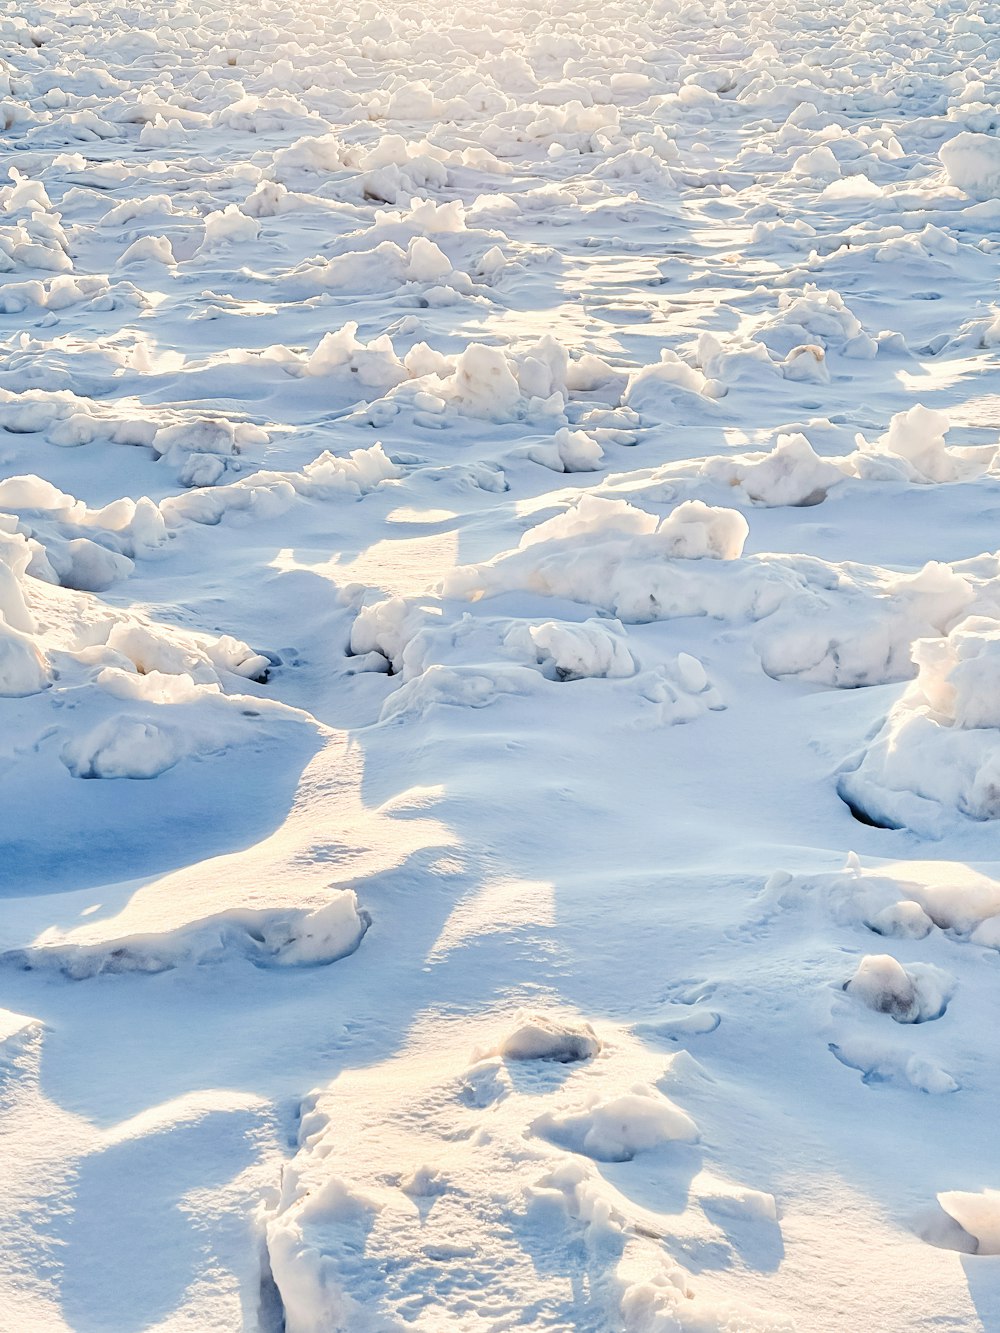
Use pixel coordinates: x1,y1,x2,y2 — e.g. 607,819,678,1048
841,617,1000,833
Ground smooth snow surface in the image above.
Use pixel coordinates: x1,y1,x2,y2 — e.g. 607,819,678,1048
3,0,1000,1328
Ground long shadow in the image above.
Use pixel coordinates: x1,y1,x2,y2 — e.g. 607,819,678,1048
0,723,322,898
56,1106,265,1333
963,1255,1000,1331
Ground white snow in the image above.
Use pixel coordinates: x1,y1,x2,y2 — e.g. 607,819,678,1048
938,1191,1000,1256
841,617,1000,832
940,132,1000,200
494,1011,602,1062
3,0,1000,1328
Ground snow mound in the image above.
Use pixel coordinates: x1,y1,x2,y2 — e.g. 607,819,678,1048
646,431,847,508
623,350,723,418
5,891,369,978
606,406,996,512
840,617,1000,833
764,862,1000,945
160,443,401,526
937,1191,1000,1255
273,894,371,967
852,405,993,486
444,496,975,687
349,592,720,724
532,1084,699,1162
496,1012,601,1063
302,322,409,391
829,1039,958,1095
525,425,604,473
0,623,47,696
0,526,49,695
844,955,953,1024
755,286,877,360
940,132,1000,201
0,525,302,779
523,619,635,681
0,474,165,591
62,715,194,780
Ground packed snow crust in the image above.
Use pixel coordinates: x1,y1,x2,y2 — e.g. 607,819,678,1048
3,0,1000,1328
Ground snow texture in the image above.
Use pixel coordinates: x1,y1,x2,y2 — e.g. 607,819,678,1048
3,0,1000,1328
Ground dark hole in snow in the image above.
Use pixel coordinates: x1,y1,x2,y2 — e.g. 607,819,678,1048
839,790,902,831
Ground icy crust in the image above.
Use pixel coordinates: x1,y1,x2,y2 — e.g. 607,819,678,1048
265,1016,790,1333
840,617,1000,834
441,493,979,688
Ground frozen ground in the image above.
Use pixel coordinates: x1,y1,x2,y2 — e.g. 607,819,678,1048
2,0,1000,1327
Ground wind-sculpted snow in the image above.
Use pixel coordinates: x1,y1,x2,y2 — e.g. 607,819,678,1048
3,0,1000,1326
840,616,1000,834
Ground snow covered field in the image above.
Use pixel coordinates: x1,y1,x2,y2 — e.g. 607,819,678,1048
3,0,1000,1326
